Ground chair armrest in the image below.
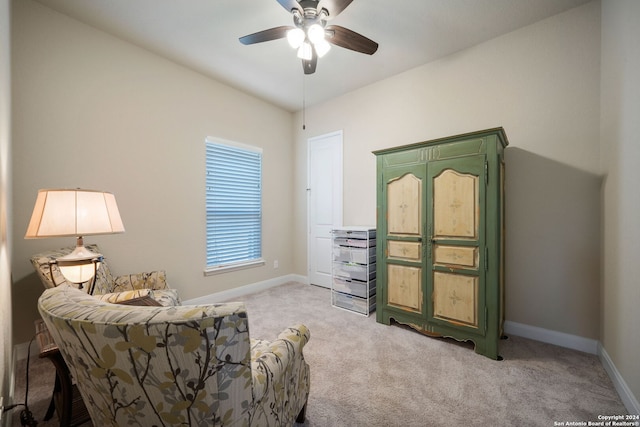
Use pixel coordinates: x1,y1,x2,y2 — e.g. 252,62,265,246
251,325,310,374
250,324,310,424
112,270,168,292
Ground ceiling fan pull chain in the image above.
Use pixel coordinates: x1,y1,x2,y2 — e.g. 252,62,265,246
302,74,306,130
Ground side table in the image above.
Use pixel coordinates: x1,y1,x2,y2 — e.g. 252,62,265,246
35,319,91,427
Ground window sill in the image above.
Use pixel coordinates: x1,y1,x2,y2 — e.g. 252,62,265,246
204,259,265,276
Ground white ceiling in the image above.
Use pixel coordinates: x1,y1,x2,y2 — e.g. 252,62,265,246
35,0,591,112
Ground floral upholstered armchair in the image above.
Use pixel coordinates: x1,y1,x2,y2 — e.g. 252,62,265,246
30,244,181,306
38,285,311,426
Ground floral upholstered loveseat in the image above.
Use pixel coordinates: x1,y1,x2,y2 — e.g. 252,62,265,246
38,285,311,426
31,244,181,306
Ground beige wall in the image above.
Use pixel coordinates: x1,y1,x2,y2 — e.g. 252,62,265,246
293,2,603,339
11,0,294,343
1,0,13,408
601,0,640,408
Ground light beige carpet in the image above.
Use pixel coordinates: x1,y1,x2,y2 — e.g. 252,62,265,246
227,282,627,427
12,281,627,426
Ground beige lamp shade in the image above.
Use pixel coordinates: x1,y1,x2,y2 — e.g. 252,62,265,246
25,189,125,238
25,189,124,288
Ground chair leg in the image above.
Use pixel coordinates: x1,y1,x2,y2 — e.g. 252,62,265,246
295,402,307,423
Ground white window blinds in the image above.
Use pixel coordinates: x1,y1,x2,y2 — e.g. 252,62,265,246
205,139,262,270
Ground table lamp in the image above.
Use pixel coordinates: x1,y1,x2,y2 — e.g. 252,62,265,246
25,189,125,292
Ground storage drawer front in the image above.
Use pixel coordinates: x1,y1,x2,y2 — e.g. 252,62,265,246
333,245,376,264
333,262,376,281
333,277,376,298
332,292,376,315
333,237,376,248
332,229,376,240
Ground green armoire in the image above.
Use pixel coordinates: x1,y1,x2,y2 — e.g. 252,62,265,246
374,128,508,360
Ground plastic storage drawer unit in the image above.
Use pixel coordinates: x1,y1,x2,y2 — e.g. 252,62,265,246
331,226,376,316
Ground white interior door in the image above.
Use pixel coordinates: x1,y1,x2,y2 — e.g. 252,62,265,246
308,131,343,288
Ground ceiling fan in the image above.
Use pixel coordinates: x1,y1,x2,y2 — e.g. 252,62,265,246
239,0,378,75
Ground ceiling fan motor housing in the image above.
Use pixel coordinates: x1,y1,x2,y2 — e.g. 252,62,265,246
292,3,328,28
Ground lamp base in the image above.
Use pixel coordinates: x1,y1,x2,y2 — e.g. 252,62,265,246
54,237,103,291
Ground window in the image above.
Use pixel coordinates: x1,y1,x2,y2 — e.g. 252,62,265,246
205,137,263,274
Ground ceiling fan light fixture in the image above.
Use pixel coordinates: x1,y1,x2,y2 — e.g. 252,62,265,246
239,0,378,75
287,28,305,48
307,23,325,44
314,38,331,58
297,41,313,60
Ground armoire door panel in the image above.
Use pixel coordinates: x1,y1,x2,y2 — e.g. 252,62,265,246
433,245,478,269
387,264,422,313
427,155,485,332
433,169,479,240
432,271,478,328
387,240,421,261
387,173,422,237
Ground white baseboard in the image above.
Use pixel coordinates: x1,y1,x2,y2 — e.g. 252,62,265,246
183,274,308,305
598,343,640,415
503,320,599,354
